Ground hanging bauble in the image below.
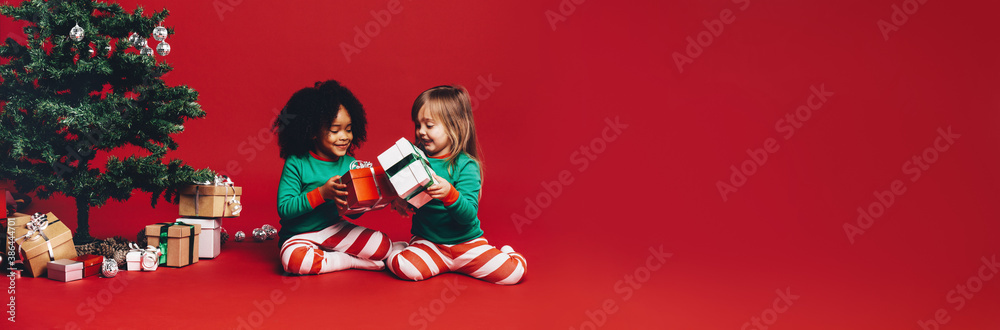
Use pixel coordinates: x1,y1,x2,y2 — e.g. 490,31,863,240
69,24,84,42
156,41,170,56
140,45,154,56
129,33,146,49
153,25,168,41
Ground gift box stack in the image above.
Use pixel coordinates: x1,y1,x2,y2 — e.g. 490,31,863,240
377,138,437,208
160,175,242,261
340,160,395,215
10,212,78,278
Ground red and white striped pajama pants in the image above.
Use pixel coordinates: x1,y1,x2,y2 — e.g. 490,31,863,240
280,220,392,275
387,236,527,285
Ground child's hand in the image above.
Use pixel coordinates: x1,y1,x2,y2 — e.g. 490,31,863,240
321,176,350,214
426,174,453,200
391,197,412,217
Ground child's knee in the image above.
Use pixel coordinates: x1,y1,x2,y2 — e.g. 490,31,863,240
387,250,428,281
368,231,393,261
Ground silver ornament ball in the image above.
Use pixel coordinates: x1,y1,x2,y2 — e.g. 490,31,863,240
156,41,170,56
101,259,119,278
234,230,246,242
252,228,267,242
153,26,168,41
140,45,154,56
261,224,274,232
69,24,84,42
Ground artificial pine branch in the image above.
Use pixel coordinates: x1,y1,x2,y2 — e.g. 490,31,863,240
1,0,215,243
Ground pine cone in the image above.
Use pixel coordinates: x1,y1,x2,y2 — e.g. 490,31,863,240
136,229,148,247
220,230,229,246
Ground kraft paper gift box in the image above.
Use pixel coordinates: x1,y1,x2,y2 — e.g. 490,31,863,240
47,259,83,282
179,185,242,218
341,162,395,215
176,218,221,259
377,138,436,208
145,222,201,267
11,212,78,277
72,254,104,278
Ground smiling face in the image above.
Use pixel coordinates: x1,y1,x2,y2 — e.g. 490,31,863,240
313,106,353,160
415,105,451,157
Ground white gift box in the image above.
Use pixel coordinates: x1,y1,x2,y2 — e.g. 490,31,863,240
47,259,83,282
177,218,221,259
377,138,436,208
126,250,142,271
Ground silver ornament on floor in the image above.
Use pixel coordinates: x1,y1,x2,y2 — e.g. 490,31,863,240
261,224,277,240
156,41,170,56
153,25,168,41
69,24,85,42
234,230,246,242
252,228,267,242
101,259,119,278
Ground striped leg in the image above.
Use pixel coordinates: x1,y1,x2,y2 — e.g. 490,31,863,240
387,238,447,281
280,223,386,275
317,221,393,260
452,237,527,285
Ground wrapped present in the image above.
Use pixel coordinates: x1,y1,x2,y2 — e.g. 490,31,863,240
72,254,104,278
377,138,436,208
126,243,162,271
177,218,221,259
179,175,242,218
47,259,83,282
12,213,78,277
125,245,142,271
145,222,201,267
341,160,395,215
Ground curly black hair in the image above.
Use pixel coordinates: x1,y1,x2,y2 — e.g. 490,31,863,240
272,80,368,159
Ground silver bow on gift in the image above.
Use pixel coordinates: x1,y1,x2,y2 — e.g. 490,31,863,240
141,244,162,271
194,175,242,216
15,213,55,260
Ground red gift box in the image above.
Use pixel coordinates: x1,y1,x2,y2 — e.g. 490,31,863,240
341,162,395,215
72,254,104,278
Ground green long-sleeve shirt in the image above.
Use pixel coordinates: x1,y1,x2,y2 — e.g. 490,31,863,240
412,152,484,244
276,152,358,243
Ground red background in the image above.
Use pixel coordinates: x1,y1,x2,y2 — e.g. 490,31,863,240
4,0,1000,329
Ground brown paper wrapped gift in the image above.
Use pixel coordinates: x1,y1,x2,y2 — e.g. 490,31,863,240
11,212,78,277
178,185,242,217
145,222,201,267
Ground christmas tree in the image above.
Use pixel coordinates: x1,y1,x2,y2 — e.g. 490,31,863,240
0,0,215,243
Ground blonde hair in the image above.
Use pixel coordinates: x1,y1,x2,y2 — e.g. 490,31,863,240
411,85,483,177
